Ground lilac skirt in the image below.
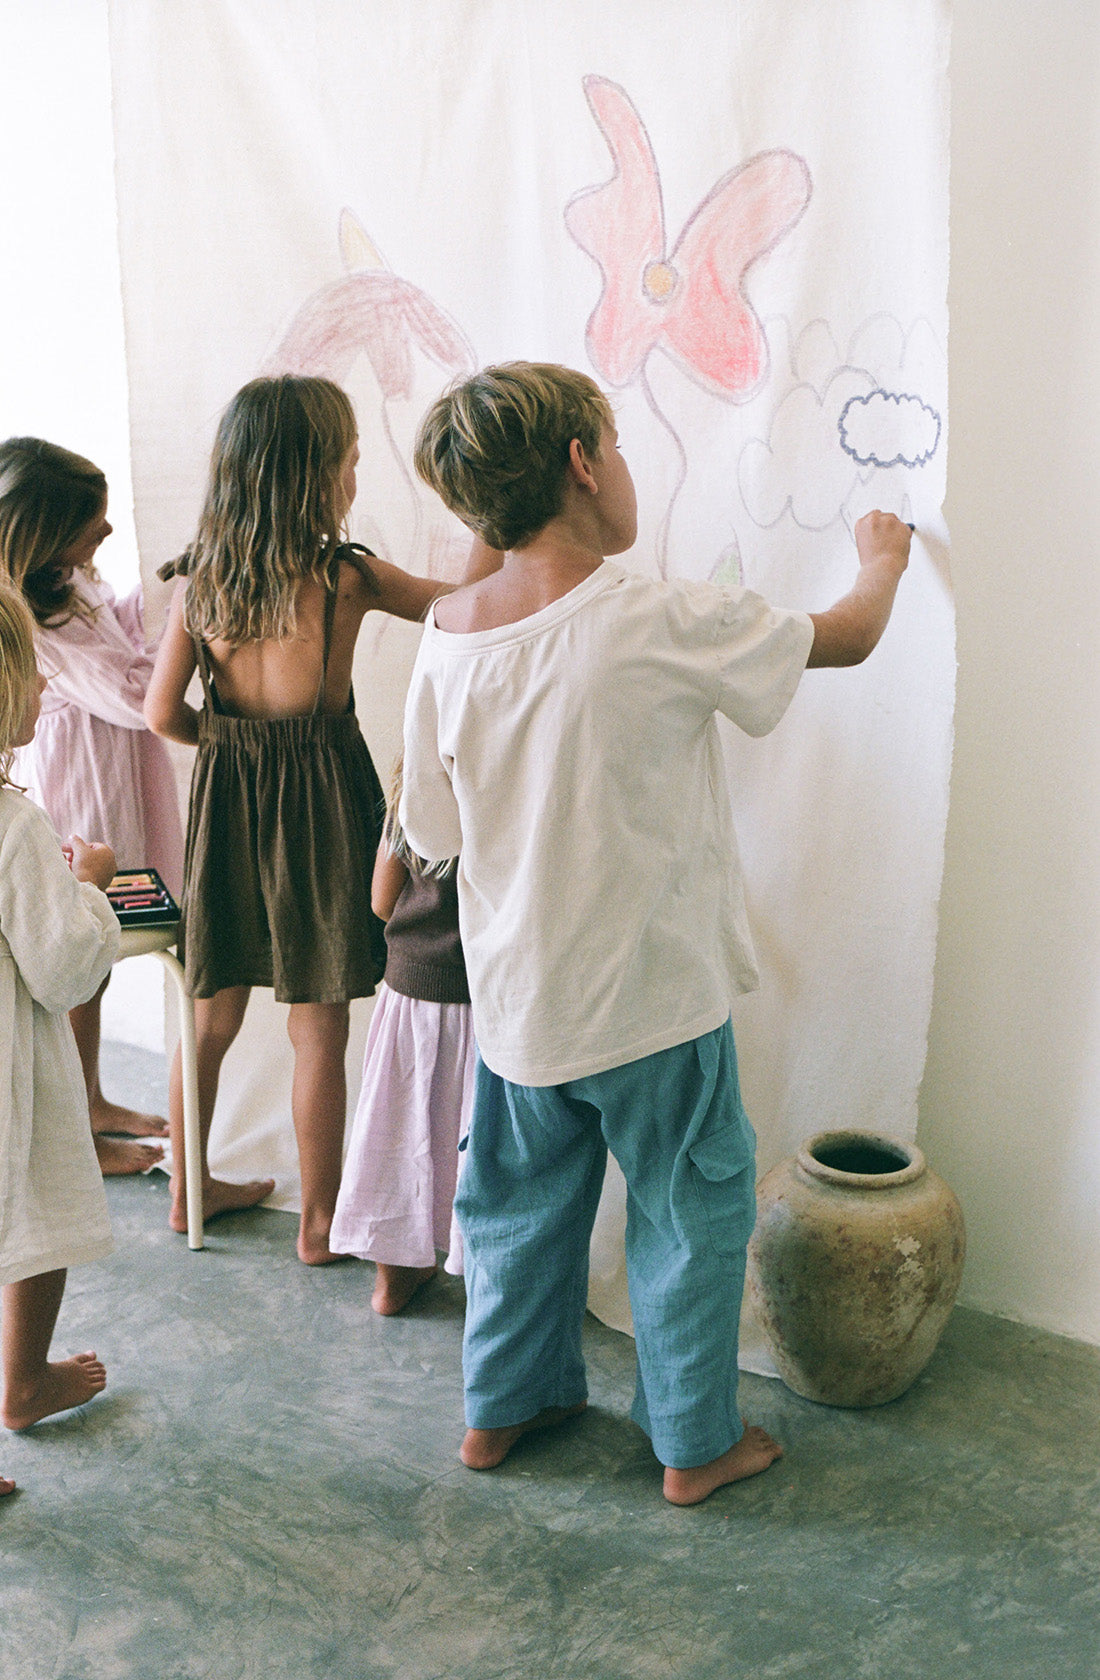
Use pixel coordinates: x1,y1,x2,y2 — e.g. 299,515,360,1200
331,985,474,1271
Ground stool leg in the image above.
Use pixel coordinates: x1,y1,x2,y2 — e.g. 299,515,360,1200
154,950,204,1251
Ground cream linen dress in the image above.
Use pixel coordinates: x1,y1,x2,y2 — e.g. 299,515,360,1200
0,789,119,1287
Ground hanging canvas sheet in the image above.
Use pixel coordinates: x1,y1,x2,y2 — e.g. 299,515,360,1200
109,0,952,1353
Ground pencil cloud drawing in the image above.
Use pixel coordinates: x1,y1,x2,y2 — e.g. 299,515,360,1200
838,390,941,469
739,315,946,532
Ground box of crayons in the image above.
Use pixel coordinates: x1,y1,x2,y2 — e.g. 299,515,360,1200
106,868,180,927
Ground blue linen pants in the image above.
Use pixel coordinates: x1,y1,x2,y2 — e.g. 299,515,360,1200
454,1020,757,1469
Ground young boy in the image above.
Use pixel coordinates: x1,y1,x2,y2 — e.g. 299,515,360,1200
401,362,910,1504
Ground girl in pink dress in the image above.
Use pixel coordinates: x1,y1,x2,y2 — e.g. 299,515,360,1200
330,765,474,1314
0,437,184,1175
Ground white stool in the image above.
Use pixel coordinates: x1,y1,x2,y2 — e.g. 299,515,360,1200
115,924,203,1250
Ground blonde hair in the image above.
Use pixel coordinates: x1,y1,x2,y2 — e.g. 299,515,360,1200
0,437,106,627
185,376,358,645
0,583,38,787
382,756,454,878
414,362,613,551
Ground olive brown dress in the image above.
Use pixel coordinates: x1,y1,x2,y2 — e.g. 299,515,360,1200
178,583,387,1003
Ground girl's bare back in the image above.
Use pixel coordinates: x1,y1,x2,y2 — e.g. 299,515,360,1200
203,560,371,719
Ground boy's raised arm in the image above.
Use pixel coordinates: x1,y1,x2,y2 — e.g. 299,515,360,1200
806,511,911,668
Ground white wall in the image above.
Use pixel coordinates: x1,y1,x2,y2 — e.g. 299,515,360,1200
0,2,138,593
5,1,1100,1342
918,1,1100,1342
0,1,168,1047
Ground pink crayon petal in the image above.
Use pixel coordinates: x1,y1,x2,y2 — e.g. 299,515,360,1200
662,150,812,399
565,76,667,387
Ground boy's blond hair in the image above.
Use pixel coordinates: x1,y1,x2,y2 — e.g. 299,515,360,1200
0,582,38,788
0,437,107,627
185,376,358,646
414,362,613,551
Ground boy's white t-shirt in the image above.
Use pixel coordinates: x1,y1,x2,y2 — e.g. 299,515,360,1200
400,560,814,1087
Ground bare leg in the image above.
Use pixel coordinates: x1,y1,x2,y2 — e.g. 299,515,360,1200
460,1402,588,1470
371,1262,438,1316
287,1001,350,1265
1,1270,106,1431
167,986,274,1233
71,979,168,1171
662,1423,784,1506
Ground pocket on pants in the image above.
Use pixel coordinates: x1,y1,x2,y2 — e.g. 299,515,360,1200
687,1122,757,1258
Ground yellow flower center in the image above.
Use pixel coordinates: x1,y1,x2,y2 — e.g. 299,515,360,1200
642,260,678,303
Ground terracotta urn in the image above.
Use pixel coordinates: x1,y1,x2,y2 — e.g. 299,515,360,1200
747,1130,965,1407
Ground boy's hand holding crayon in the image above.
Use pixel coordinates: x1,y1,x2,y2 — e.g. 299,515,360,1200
806,510,912,669
854,509,912,578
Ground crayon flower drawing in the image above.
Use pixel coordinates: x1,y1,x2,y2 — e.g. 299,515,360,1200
565,75,812,574
267,209,474,569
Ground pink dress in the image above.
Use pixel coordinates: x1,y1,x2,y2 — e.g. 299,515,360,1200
12,573,183,896
331,864,473,1273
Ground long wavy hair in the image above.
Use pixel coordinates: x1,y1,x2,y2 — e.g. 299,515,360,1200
184,376,357,646
0,437,106,627
0,583,38,788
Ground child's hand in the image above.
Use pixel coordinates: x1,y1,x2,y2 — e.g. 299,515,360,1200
854,511,911,577
66,835,117,891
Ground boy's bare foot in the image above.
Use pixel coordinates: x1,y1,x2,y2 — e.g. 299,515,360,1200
662,1424,783,1506
2,1351,107,1431
168,1174,275,1233
371,1263,438,1315
90,1097,168,1139
0,1475,14,1496
460,1401,588,1470
95,1135,165,1176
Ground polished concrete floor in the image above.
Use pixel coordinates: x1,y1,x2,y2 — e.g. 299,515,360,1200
3,1043,1100,1680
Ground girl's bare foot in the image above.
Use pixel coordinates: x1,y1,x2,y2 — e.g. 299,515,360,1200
662,1424,783,1506
2,1351,107,1431
295,1209,351,1266
296,1239,350,1266
0,1475,15,1496
460,1402,588,1470
371,1263,438,1315
168,1174,275,1233
95,1135,165,1176
90,1097,168,1139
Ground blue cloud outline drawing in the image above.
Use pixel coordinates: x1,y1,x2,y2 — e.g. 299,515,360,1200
838,389,941,469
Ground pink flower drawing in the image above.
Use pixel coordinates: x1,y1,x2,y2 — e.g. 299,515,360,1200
565,76,811,402
270,211,473,395
266,212,474,567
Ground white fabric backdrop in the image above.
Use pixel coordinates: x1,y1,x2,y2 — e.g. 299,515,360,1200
109,0,952,1352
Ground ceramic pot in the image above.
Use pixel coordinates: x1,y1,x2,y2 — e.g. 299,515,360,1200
747,1130,965,1407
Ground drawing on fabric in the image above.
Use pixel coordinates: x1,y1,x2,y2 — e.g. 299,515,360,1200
838,390,941,469
266,209,474,571
565,75,812,576
738,313,947,535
